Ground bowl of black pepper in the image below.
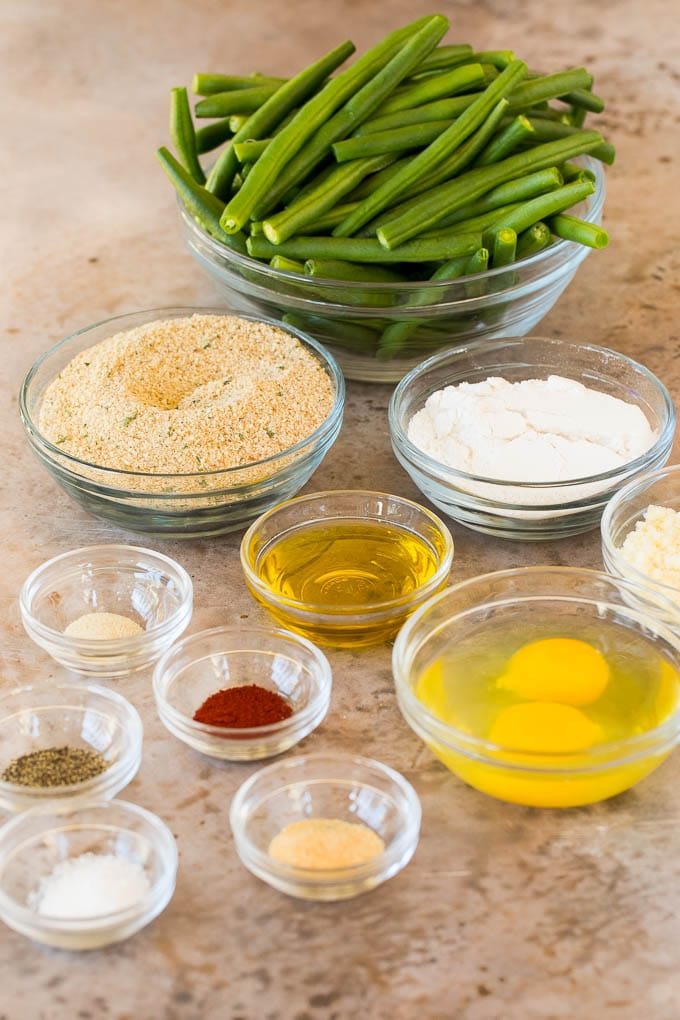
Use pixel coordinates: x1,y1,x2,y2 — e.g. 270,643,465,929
152,624,332,761
0,682,143,813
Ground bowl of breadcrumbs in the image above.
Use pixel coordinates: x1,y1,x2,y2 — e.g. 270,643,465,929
20,309,345,536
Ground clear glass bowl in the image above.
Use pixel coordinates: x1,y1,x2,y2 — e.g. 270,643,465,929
388,336,675,540
19,544,193,676
0,682,143,813
0,799,177,949
229,752,421,901
179,157,605,382
392,567,680,809
152,625,332,761
240,489,454,647
602,464,680,614
19,307,345,536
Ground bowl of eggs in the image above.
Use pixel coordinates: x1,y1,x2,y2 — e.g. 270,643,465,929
392,566,680,808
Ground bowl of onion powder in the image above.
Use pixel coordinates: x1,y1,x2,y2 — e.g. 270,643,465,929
389,336,675,540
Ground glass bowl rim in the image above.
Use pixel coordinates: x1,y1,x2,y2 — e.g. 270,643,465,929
601,463,680,599
392,564,680,771
19,306,345,484
19,543,193,651
388,336,676,493
229,751,421,883
152,623,333,738
240,488,454,614
0,798,177,930
179,156,606,291
0,681,143,799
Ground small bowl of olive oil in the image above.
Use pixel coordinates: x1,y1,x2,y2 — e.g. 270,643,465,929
393,566,680,808
240,490,454,648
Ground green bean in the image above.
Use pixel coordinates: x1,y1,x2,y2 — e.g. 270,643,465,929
434,167,564,227
262,153,397,244
516,221,553,258
559,161,596,182
242,15,450,224
304,259,406,282
419,202,522,237
169,87,205,184
491,227,517,267
567,104,588,128
193,73,286,96
205,39,355,199
358,95,481,135
505,69,593,113
474,114,535,166
562,88,605,113
247,231,482,263
333,59,528,238
228,115,250,133
547,213,609,248
473,50,516,69
376,63,486,115
481,178,595,246
195,84,281,118
397,96,510,201
333,120,453,163
375,131,604,248
270,255,305,272
412,44,475,74
347,157,412,200
234,138,271,162
156,146,247,252
524,117,616,164
464,247,490,297
195,118,233,154
303,202,360,233
377,255,471,359
282,312,379,351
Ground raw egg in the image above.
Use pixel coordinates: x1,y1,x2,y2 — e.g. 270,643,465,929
497,637,609,706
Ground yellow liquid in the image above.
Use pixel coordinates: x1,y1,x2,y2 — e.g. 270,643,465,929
416,613,680,808
254,520,442,647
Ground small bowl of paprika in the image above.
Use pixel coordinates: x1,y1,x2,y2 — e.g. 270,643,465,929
151,625,332,761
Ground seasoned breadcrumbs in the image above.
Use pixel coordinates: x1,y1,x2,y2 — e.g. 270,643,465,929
38,315,335,475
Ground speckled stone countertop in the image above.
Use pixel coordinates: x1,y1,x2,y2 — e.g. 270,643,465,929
2,2,680,1018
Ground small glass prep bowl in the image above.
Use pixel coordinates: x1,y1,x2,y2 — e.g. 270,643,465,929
0,799,177,950
19,307,344,537
602,464,680,614
393,567,680,809
179,157,605,383
0,682,143,813
152,625,332,761
19,544,193,677
240,490,454,648
389,336,675,540
229,752,421,901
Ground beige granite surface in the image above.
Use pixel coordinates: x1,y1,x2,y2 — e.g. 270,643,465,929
2,1,680,1017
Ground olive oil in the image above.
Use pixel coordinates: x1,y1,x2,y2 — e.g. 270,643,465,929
257,519,440,607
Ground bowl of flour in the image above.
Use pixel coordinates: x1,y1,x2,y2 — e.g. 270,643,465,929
389,336,675,540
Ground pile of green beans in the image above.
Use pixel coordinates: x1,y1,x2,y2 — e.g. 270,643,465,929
157,14,613,360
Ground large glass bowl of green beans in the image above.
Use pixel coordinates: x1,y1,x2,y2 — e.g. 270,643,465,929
158,14,613,382
178,158,604,382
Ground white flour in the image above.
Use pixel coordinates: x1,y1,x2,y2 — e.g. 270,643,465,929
407,375,656,508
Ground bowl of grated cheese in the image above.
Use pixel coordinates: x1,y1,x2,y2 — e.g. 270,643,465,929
19,308,345,537
602,463,680,616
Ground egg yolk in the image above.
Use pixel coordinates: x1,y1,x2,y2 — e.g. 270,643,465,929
489,701,603,753
497,637,609,706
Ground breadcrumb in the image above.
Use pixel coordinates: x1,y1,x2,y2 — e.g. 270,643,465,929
39,314,335,476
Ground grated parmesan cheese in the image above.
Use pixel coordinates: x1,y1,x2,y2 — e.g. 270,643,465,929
620,504,680,592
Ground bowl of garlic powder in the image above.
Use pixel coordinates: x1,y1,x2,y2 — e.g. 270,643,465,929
389,336,675,540
20,308,345,537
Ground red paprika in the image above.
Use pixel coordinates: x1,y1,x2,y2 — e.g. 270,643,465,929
192,684,293,728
